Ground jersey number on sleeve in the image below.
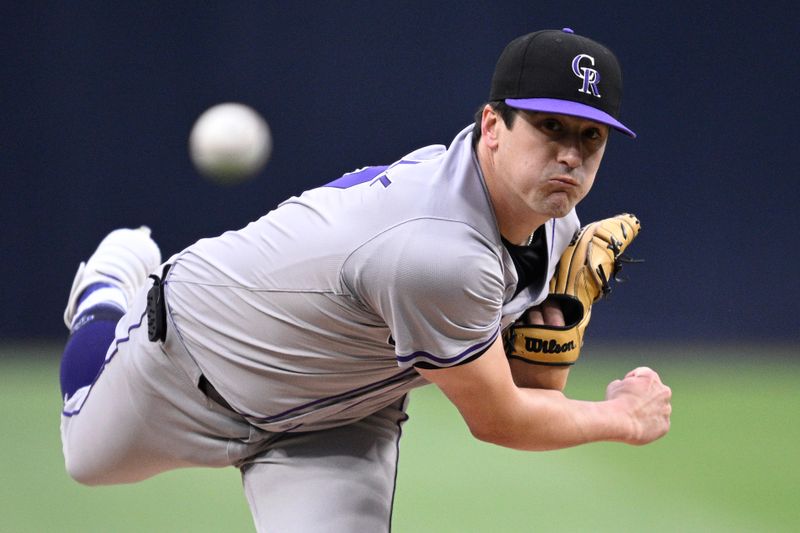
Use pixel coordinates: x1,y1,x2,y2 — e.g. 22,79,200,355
324,159,422,190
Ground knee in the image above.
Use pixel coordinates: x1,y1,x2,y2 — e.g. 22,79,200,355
64,460,102,486
63,437,160,486
64,451,149,486
63,449,114,486
62,434,137,486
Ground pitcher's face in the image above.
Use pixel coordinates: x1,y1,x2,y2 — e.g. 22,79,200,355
491,110,608,219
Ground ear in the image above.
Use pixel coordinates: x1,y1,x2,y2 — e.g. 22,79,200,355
480,105,500,149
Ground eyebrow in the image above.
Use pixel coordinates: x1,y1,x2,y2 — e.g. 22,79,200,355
523,112,607,131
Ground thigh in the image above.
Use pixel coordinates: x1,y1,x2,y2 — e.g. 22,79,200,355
241,397,409,533
61,291,255,485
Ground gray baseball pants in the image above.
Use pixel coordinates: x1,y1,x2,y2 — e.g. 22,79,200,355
60,289,409,532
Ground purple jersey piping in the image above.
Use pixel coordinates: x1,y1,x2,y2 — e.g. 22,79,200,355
244,367,419,424
395,326,499,365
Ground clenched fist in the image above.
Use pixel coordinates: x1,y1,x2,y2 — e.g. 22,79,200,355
606,367,672,445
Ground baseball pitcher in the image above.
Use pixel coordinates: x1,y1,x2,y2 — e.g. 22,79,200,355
59,28,671,532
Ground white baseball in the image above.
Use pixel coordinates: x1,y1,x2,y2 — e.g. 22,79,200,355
189,102,272,184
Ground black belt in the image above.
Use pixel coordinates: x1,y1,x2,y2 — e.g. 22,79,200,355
146,264,234,412
198,375,235,411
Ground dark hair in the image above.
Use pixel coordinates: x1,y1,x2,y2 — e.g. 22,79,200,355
471,100,518,147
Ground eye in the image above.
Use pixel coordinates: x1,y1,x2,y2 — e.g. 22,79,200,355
584,128,601,140
583,126,607,142
540,118,563,133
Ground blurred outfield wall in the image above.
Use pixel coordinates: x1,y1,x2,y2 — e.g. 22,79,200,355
3,1,798,342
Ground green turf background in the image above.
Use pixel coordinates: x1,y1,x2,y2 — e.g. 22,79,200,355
1,343,797,532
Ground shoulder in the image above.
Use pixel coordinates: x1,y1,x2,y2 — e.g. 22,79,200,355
344,218,505,303
353,217,500,274
350,219,506,368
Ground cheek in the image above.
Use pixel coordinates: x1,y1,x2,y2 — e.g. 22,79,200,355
582,173,597,194
517,148,550,179
502,145,538,183
585,144,606,173
580,149,604,193
573,173,596,204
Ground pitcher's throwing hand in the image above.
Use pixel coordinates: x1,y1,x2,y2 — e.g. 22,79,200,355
606,367,672,445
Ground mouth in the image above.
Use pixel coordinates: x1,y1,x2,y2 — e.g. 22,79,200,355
548,175,580,188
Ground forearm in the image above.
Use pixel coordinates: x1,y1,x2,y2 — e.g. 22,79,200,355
419,337,670,452
475,387,632,451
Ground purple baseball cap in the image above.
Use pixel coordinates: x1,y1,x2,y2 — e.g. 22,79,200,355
490,28,636,138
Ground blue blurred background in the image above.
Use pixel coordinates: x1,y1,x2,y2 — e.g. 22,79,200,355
3,1,798,343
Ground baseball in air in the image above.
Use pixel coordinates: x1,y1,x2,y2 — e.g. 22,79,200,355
189,102,272,184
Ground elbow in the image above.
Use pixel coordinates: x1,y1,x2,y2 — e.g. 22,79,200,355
466,418,520,449
467,421,496,444
465,417,555,452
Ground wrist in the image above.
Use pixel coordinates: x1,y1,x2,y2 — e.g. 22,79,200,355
587,397,638,443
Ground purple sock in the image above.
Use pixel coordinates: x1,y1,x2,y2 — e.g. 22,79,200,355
60,283,124,399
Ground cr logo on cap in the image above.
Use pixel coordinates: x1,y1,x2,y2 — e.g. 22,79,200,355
571,54,601,98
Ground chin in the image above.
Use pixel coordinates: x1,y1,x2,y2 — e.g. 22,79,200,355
542,199,575,219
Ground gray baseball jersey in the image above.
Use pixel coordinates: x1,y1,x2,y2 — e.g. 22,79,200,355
164,125,580,433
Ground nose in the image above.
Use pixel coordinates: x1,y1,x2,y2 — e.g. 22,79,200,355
557,139,583,169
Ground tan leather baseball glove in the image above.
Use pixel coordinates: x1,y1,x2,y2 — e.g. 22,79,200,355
504,213,641,365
